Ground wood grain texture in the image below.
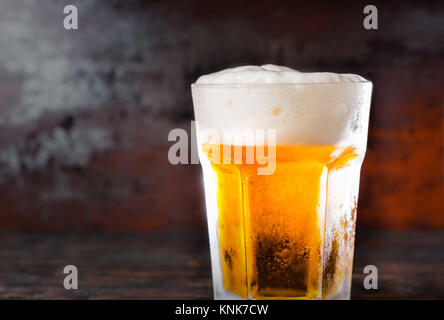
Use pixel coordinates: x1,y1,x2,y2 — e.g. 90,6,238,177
0,230,442,299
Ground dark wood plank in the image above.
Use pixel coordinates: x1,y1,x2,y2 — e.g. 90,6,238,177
0,231,443,299
352,231,444,299
0,231,212,299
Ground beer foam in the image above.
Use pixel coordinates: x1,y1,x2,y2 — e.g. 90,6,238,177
192,65,372,148
195,64,366,84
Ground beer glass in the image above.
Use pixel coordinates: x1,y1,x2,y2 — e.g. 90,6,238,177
191,79,372,300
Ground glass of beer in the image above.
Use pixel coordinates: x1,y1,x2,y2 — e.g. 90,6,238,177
191,65,372,300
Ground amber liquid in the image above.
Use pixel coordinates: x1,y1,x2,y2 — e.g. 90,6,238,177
203,144,358,299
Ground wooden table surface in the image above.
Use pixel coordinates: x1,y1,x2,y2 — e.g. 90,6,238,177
0,230,443,299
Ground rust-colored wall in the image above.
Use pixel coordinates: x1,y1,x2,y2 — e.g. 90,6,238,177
0,0,442,230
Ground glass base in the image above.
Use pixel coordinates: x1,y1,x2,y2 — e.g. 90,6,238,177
213,275,352,300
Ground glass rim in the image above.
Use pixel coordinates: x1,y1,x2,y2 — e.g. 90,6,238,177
191,80,372,88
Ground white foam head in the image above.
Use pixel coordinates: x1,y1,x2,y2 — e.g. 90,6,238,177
196,64,366,84
192,65,372,149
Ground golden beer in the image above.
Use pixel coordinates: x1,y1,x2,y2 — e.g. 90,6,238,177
203,144,358,299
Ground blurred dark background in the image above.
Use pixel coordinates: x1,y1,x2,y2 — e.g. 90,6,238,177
0,0,442,231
